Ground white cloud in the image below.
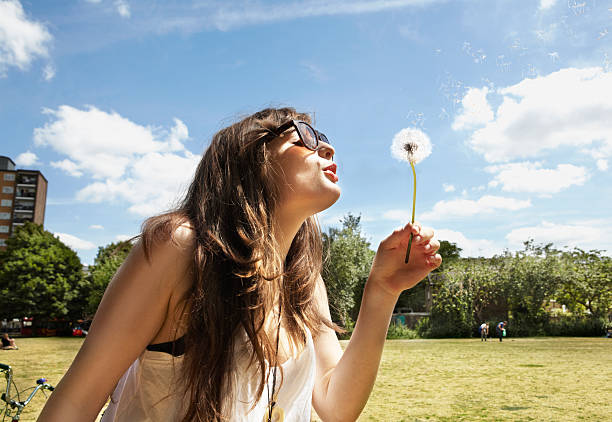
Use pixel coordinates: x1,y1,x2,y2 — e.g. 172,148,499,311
89,224,104,230
42,63,55,80
205,0,444,31
456,67,612,163
506,220,612,253
596,159,608,171
85,0,130,18
114,0,130,18
34,105,187,179
14,150,39,166
539,0,557,10
382,209,412,222
54,232,96,250
115,234,132,241
419,195,532,221
435,229,502,258
443,183,455,192
0,0,52,76
451,87,494,131
486,162,589,195
34,105,200,216
51,159,83,177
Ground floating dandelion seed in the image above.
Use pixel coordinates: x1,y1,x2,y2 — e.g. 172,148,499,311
390,128,432,263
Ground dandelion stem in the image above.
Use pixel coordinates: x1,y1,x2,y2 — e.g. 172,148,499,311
404,162,416,264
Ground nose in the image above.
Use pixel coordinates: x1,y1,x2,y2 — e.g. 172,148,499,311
318,142,335,161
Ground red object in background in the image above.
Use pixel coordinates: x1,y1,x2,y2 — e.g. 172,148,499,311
72,327,83,337
21,317,34,336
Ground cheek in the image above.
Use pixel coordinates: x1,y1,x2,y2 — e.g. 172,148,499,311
277,149,315,185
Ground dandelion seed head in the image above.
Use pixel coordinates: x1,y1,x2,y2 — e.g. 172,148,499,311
391,128,432,164
403,142,418,154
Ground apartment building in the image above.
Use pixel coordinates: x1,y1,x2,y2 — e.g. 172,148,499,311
0,156,48,249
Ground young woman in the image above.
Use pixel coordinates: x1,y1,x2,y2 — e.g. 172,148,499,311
38,107,441,421
1,332,18,350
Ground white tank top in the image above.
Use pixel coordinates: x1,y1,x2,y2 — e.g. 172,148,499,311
101,327,316,421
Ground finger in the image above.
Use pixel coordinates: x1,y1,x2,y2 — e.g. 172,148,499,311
426,253,442,268
415,226,434,244
423,239,440,254
381,226,411,249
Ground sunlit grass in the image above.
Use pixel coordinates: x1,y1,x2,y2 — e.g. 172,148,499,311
0,337,84,422
314,337,612,421
2,337,610,421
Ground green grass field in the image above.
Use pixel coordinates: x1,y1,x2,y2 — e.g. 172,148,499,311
1,337,610,421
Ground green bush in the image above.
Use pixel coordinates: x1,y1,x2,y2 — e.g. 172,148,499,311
426,281,472,338
508,311,549,337
545,315,609,337
386,323,418,339
415,316,431,337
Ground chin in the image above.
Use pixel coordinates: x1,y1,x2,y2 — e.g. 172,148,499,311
315,186,341,213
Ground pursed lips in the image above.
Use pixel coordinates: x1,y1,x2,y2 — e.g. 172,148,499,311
322,163,338,182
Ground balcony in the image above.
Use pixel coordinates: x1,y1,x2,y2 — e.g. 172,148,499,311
15,192,35,200
14,204,34,211
17,176,37,185
12,216,33,224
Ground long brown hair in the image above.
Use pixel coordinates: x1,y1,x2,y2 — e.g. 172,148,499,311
139,107,334,421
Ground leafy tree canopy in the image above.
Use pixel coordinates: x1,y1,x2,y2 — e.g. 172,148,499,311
0,222,85,320
85,240,134,317
322,213,375,326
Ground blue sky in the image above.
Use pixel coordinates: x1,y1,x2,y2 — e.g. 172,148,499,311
2,0,611,265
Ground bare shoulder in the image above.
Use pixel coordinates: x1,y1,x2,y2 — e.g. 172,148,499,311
139,220,196,272
173,221,196,248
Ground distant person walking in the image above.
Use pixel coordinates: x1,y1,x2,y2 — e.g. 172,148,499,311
479,323,489,341
496,321,507,342
1,333,18,350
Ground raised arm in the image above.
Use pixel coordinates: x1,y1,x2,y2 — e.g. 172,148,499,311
38,227,193,422
312,223,441,422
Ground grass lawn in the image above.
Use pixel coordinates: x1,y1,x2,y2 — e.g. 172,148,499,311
2,337,610,421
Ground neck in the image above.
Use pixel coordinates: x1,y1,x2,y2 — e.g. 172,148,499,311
273,207,309,262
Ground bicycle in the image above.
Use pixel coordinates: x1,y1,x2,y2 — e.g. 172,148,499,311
1,363,55,422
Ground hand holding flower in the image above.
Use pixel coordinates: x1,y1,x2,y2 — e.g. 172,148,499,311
368,222,442,298
390,127,432,263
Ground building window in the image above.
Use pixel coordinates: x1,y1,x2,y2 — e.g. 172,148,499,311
0,239,5,246
3,173,15,181
0,226,9,233
1,200,11,207
2,186,13,194
17,175,37,185
0,213,10,220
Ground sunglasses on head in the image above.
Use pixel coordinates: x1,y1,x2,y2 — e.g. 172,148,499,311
262,120,331,151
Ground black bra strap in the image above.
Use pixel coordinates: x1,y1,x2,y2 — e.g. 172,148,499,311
146,336,185,357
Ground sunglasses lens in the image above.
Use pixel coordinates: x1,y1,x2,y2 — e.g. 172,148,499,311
318,131,330,145
297,122,317,150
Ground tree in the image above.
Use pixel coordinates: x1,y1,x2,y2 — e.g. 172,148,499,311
435,240,462,271
322,214,375,326
85,240,134,316
558,248,612,318
505,241,563,336
0,222,85,320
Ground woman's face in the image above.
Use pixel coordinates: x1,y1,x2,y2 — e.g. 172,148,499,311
269,127,340,217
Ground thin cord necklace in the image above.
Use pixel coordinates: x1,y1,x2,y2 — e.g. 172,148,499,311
264,298,284,422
